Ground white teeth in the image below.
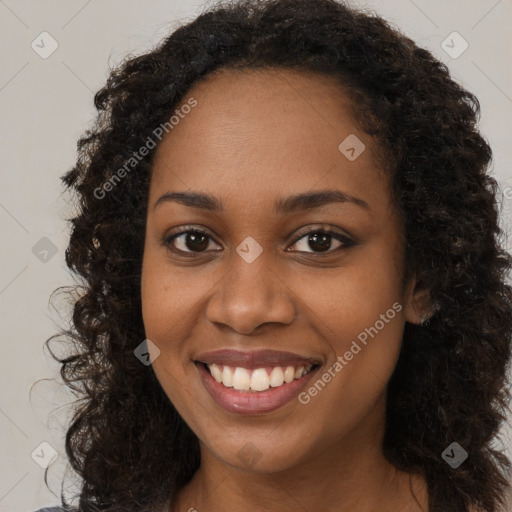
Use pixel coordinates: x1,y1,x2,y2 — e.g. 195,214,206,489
251,368,270,391
284,366,295,383
221,365,234,387
206,363,316,391
210,363,222,383
232,367,251,390
269,367,284,387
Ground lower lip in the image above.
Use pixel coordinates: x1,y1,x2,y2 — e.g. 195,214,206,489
196,362,320,415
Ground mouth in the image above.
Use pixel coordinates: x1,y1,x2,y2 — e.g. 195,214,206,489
197,361,321,392
194,360,322,415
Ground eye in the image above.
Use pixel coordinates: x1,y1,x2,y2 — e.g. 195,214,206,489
162,224,356,256
163,227,221,255
288,226,355,255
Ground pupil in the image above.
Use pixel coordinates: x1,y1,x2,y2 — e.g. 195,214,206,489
186,232,208,251
183,231,332,252
309,233,331,252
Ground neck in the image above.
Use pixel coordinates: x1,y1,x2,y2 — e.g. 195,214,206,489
171,395,429,512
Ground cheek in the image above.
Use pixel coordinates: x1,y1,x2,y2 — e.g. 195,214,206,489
295,251,403,346
140,256,198,414
141,253,206,342
140,253,215,408
293,248,405,408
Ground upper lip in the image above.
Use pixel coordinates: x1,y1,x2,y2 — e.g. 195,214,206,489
194,349,322,369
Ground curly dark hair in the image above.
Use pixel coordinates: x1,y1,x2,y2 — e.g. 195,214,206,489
44,0,512,510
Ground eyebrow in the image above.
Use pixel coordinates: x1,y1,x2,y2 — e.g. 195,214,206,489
153,189,371,215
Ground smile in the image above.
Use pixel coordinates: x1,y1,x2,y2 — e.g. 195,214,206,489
195,361,321,414
206,362,315,391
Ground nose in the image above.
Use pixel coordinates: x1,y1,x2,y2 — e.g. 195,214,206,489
205,251,296,335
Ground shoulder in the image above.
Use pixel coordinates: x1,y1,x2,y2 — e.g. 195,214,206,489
34,508,69,512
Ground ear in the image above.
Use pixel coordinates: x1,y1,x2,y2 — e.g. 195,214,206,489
403,276,435,325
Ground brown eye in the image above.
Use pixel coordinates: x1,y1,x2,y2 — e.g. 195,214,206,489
163,225,355,257
164,229,221,253
289,228,355,255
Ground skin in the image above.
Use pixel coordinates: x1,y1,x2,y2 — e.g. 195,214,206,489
141,67,433,512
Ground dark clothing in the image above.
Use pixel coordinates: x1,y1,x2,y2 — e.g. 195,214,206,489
34,508,69,512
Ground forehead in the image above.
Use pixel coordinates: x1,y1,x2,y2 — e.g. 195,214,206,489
149,67,391,216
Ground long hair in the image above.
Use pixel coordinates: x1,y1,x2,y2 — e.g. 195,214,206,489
46,1,512,510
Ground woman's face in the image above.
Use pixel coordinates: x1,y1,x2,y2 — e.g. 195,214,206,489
141,68,426,473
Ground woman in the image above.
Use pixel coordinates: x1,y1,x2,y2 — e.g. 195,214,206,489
37,0,512,511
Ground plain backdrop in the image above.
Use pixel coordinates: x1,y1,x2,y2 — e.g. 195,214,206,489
1,0,511,510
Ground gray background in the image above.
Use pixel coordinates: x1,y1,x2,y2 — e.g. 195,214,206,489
1,0,511,510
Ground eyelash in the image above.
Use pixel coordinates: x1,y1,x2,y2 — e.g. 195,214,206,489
161,224,356,257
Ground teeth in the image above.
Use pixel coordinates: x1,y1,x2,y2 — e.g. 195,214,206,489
251,368,270,391
284,366,295,383
206,363,314,391
210,363,222,383
269,367,284,387
232,367,251,390
221,365,234,387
